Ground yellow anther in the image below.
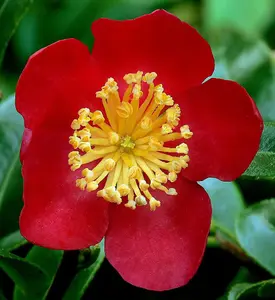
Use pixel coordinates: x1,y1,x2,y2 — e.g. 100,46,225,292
163,94,174,106
117,184,130,196
176,143,189,154
96,89,108,99
78,108,90,117
139,179,149,191
180,125,193,139
78,141,92,153
181,155,190,163
116,102,133,118
155,92,174,106
108,131,120,145
154,84,164,94
150,178,162,189
128,166,142,179
140,116,152,130
82,168,94,182
132,84,143,99
77,128,91,141
155,173,167,184
68,151,81,171
123,71,143,84
161,124,173,134
135,195,147,206
68,151,79,158
168,171,177,182
86,181,99,192
69,133,81,149
179,156,189,169
97,189,111,201
71,119,81,130
167,188,178,195
142,72,157,84
149,198,161,211
91,111,105,125
104,158,116,172
125,200,136,210
105,186,116,198
112,190,123,204
166,104,181,127
78,108,91,126
76,178,87,191
105,78,118,93
169,160,182,173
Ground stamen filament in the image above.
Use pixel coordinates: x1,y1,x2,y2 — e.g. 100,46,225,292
102,98,118,131
136,83,154,123
86,124,108,138
89,138,110,146
160,133,182,142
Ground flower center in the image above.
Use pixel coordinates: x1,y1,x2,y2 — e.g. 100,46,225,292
120,135,135,150
68,71,193,211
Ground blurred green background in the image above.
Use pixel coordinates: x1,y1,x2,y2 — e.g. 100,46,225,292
1,0,275,299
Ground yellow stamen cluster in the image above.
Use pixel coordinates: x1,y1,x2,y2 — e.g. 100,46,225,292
68,71,193,211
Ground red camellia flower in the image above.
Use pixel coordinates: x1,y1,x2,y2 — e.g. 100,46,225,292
16,10,263,291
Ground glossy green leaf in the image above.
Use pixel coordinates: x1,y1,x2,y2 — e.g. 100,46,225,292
204,0,275,37
217,268,252,300
0,95,23,236
0,0,33,66
63,243,104,300
228,283,252,300
0,230,27,251
228,279,275,299
243,122,275,179
200,178,245,238
236,199,275,275
0,249,49,298
13,247,63,300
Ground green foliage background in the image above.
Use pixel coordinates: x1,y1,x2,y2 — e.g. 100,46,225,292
1,0,275,299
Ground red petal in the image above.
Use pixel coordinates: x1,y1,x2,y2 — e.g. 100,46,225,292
20,128,32,161
20,127,109,250
91,10,214,94
179,78,263,181
16,38,105,131
105,178,211,291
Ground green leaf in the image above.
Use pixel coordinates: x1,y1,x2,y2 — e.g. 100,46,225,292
0,0,34,66
0,95,24,236
63,243,104,300
0,249,49,299
0,230,27,251
204,0,275,37
243,122,275,179
13,247,63,300
235,199,275,275
200,178,245,238
228,279,275,299
228,283,252,300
